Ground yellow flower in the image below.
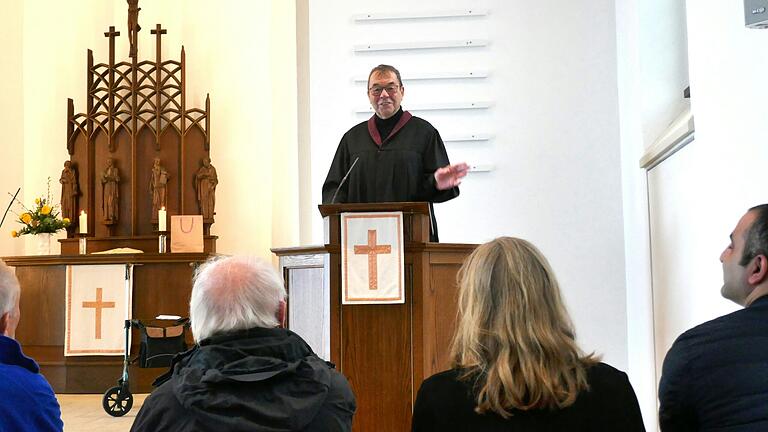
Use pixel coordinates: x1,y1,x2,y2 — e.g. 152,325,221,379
63,218,70,225
40,205,52,215
10,230,17,238
35,198,40,204
20,213,32,224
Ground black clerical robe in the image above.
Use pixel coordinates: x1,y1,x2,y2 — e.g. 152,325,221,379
322,111,459,242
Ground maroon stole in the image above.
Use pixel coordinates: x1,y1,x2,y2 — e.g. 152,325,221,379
367,111,413,146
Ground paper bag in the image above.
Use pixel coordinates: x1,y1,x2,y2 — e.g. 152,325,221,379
170,215,204,253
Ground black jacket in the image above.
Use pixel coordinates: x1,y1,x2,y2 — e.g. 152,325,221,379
131,327,355,432
659,295,768,431
412,362,645,432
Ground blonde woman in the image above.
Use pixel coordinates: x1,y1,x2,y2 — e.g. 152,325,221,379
412,237,644,431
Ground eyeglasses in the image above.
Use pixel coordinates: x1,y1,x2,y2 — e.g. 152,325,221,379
368,85,400,96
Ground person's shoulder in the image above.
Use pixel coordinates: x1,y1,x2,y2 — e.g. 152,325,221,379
141,378,182,411
416,369,475,415
672,306,755,347
327,365,355,399
583,363,638,401
423,368,463,382
586,362,644,399
407,115,437,131
344,120,370,134
587,362,630,384
131,380,185,431
419,369,470,395
0,362,49,391
337,120,370,145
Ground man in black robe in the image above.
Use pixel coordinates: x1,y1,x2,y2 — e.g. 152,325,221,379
322,64,468,242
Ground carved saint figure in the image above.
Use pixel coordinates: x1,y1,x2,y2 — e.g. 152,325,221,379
195,157,218,220
127,0,141,58
59,160,79,222
101,158,120,223
150,157,170,216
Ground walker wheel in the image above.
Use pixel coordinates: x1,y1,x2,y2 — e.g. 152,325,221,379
103,386,133,417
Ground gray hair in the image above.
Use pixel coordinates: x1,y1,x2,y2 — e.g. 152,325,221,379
189,255,286,342
0,260,20,317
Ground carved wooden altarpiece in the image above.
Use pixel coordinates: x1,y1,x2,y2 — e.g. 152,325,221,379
60,22,217,254
4,10,221,393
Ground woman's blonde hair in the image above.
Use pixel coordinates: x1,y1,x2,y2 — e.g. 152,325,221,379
450,237,597,417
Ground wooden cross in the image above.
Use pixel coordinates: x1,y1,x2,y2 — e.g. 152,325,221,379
82,287,116,340
104,25,121,40
150,24,167,55
150,24,167,149
354,230,392,290
104,26,120,65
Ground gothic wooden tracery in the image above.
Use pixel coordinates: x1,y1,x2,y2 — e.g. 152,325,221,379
63,13,217,253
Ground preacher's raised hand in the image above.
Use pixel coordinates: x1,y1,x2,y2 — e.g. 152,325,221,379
434,162,470,190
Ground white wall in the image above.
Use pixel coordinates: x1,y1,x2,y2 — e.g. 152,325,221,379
616,0,690,429
643,1,768,429
0,0,298,259
615,0,657,427
650,0,768,377
308,0,630,369
638,0,690,146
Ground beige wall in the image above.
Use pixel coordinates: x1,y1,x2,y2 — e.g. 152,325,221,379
0,1,24,257
0,0,299,258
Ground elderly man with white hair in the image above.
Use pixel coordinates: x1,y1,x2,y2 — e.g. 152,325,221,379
131,255,356,432
0,260,63,431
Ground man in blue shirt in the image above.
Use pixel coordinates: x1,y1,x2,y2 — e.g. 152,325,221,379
0,260,63,432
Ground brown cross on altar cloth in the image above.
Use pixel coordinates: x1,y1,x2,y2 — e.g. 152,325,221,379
82,287,116,339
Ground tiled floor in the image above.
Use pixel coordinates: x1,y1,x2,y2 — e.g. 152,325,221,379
58,393,148,432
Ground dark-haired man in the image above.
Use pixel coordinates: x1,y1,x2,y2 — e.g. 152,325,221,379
322,64,469,242
659,204,768,430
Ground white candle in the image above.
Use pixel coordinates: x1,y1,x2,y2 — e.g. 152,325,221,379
79,211,87,234
158,207,167,232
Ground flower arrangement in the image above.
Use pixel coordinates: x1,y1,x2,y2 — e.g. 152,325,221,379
10,178,70,237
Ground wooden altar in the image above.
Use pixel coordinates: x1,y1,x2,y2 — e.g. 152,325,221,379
273,202,477,432
5,253,209,393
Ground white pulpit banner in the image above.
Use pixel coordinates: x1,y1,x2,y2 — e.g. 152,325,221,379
65,264,133,356
341,212,405,304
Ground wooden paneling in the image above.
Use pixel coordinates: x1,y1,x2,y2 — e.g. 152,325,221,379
16,265,66,345
428,261,463,371
342,300,412,431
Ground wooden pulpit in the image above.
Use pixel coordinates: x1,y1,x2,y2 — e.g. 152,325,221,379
272,202,476,432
